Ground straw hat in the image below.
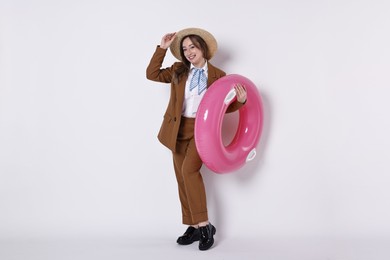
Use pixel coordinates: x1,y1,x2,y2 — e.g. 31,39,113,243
170,27,218,61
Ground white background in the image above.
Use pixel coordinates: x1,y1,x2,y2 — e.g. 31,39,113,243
1,0,390,259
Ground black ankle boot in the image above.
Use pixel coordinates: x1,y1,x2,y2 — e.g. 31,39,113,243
198,223,216,250
177,226,200,245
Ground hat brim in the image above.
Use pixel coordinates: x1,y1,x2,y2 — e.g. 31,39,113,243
170,28,218,61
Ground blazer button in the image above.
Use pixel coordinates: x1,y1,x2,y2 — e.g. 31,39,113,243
173,117,177,121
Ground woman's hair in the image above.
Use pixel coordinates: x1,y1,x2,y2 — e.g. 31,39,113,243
173,35,209,84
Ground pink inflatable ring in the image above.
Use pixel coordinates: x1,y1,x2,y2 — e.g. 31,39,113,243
195,74,263,174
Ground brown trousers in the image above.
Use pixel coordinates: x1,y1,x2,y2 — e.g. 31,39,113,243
172,117,208,225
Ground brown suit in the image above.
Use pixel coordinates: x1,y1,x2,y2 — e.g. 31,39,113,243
146,46,242,225
146,46,243,152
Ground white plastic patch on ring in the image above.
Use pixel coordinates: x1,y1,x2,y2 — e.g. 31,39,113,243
246,148,257,162
224,89,237,105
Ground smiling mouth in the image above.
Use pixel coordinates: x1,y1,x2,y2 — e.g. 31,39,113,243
188,55,195,60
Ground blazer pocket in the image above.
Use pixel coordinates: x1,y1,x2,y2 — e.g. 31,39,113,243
158,112,176,150
163,113,173,123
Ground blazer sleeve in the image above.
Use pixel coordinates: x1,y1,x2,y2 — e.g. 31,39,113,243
146,46,176,84
226,99,245,113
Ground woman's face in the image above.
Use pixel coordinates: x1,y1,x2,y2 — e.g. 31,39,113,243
182,37,205,68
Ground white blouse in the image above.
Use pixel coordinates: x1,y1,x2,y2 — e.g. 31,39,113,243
182,62,208,118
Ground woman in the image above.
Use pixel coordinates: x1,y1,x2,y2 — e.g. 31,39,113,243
146,28,247,251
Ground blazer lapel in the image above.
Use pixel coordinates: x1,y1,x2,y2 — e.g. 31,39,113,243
207,63,219,87
176,74,187,114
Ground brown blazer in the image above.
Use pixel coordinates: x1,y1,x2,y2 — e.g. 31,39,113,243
146,46,243,152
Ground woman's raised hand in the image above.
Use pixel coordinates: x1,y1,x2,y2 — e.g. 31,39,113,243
160,32,177,49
